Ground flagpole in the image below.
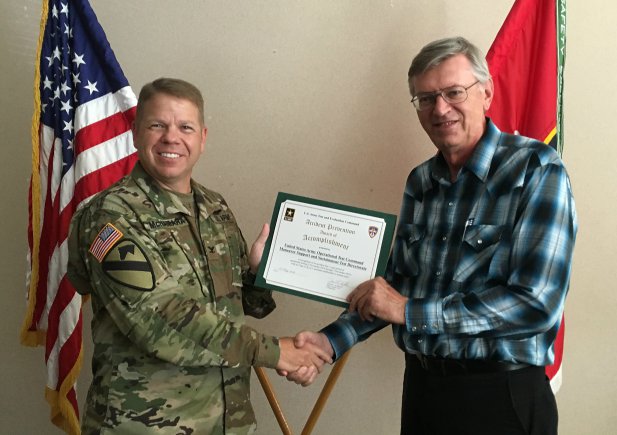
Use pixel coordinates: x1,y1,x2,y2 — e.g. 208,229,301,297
301,351,351,435
254,367,293,435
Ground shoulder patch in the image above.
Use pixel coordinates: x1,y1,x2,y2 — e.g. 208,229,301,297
89,223,123,262
102,239,155,291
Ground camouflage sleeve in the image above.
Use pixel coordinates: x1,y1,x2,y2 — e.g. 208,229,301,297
71,201,280,369
67,206,94,295
236,227,277,319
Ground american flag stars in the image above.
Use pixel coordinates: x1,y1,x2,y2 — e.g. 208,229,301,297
40,1,101,174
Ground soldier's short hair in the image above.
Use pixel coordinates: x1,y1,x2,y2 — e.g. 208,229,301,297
407,36,491,95
136,77,205,126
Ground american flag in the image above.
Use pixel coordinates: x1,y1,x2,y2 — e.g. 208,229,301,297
486,0,567,392
20,0,138,433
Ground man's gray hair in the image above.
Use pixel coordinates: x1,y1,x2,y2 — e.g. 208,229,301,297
407,36,491,94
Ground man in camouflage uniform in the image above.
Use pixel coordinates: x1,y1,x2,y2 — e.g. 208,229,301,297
68,78,328,434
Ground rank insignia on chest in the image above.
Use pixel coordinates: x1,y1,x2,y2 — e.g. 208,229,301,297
102,239,155,291
211,212,233,223
89,223,123,262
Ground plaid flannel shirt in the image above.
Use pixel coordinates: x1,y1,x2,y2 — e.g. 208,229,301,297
322,119,577,366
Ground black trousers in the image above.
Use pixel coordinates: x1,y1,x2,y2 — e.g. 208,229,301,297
401,354,558,435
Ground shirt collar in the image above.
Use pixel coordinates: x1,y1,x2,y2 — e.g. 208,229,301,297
431,117,501,184
463,118,500,183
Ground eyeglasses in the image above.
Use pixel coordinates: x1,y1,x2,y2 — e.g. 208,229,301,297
410,80,480,111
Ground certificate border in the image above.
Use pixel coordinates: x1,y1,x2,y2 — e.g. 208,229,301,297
255,192,397,308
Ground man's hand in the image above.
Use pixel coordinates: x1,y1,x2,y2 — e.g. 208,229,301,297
248,223,269,273
294,331,334,358
347,277,407,324
279,331,334,386
276,337,332,386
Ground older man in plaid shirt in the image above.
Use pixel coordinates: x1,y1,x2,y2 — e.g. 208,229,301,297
286,36,577,435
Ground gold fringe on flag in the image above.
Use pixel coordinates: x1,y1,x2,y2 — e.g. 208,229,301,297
20,0,48,349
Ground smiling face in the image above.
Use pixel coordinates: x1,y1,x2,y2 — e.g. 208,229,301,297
132,93,207,193
411,54,493,172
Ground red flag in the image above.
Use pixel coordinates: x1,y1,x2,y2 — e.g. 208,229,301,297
21,1,138,433
486,0,567,391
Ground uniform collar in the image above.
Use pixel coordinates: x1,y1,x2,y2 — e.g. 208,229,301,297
130,162,222,218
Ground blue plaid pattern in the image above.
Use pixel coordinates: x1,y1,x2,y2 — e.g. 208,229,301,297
323,120,577,366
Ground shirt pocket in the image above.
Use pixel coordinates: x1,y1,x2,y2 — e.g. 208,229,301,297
154,228,204,296
454,224,504,283
462,224,503,251
394,223,425,277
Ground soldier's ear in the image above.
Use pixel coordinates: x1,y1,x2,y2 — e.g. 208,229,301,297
200,127,207,153
131,121,140,151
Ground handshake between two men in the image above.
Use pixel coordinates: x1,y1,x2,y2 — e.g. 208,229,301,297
274,275,408,386
250,224,408,387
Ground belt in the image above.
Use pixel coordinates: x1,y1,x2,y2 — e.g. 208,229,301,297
414,354,531,376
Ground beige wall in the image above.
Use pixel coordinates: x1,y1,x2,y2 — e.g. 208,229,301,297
2,1,615,433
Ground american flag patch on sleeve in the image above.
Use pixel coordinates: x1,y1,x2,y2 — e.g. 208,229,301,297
89,223,123,262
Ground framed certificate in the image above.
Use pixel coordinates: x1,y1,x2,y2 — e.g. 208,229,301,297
255,192,396,307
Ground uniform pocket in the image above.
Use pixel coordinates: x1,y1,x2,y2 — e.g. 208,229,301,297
221,221,245,287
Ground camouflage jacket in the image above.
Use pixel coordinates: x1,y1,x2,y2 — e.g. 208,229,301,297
67,163,280,434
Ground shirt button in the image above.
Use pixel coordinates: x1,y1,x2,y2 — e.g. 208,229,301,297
422,324,427,329
477,239,483,245
417,339,423,343
435,271,441,276
412,326,417,332
442,236,447,241
448,201,454,206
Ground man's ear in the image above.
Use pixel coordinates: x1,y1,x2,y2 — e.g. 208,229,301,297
483,78,495,112
131,121,138,150
200,127,207,153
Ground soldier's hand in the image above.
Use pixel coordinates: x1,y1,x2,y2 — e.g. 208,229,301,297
248,223,269,273
280,365,318,387
277,332,334,386
276,337,332,386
